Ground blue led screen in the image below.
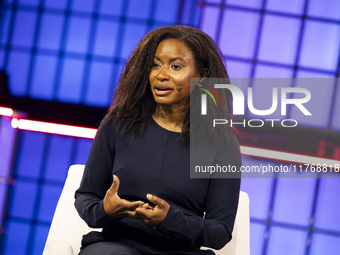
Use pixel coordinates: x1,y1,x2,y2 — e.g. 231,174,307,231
0,131,93,255
0,0,200,106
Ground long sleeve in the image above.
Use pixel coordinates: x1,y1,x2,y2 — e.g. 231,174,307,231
156,134,242,250
75,119,117,228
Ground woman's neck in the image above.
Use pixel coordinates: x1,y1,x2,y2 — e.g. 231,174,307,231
152,103,189,132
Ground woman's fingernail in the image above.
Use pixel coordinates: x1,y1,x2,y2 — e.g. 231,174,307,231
147,194,152,199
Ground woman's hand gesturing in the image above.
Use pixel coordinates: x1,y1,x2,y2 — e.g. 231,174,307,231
134,194,170,228
103,175,144,219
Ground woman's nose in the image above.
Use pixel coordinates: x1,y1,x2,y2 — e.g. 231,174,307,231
156,68,170,81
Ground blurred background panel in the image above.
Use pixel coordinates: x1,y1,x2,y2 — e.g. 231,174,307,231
0,0,339,254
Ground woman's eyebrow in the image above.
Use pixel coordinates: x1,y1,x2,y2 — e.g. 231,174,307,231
154,56,187,64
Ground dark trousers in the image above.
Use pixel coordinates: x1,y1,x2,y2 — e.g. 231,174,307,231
79,242,142,255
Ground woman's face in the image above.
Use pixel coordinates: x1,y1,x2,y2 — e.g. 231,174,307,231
149,38,200,108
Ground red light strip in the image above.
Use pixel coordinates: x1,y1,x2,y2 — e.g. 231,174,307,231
11,118,97,139
240,146,340,168
0,107,14,117
6,114,339,167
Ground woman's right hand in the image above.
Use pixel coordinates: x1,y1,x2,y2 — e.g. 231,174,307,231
103,175,144,219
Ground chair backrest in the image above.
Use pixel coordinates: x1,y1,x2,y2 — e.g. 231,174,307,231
43,165,250,255
43,165,101,255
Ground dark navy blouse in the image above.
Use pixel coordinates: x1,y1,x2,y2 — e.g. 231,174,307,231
75,117,241,254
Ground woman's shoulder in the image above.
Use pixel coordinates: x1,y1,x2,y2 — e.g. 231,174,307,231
95,116,121,138
99,115,117,128
226,131,240,148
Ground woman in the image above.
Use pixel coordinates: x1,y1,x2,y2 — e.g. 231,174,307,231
75,26,241,255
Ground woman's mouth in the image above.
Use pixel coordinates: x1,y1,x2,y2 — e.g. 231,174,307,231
154,86,173,96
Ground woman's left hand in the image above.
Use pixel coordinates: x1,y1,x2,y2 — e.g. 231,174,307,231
133,194,170,228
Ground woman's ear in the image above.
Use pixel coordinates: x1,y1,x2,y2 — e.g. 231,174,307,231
202,68,208,78
197,68,208,83
197,68,208,80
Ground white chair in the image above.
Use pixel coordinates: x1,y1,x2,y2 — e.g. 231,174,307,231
43,165,250,255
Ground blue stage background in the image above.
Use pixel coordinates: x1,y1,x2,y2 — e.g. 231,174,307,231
0,0,340,254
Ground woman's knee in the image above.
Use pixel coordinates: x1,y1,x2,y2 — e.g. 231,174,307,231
79,242,141,255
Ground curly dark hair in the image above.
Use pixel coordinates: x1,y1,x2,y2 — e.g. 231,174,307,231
105,25,232,146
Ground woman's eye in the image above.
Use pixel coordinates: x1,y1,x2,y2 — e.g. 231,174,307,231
172,65,181,70
152,63,160,68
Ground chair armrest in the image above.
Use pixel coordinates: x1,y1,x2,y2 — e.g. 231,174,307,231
44,240,74,255
203,191,250,255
